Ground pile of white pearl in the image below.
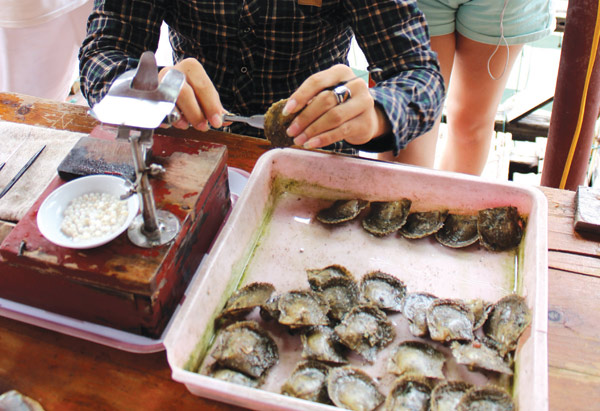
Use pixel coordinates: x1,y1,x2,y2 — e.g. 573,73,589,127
60,192,129,241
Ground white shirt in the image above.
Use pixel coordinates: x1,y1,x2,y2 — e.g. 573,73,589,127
0,0,89,27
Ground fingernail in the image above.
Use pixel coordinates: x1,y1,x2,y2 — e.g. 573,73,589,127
293,133,308,146
211,114,223,128
196,120,209,132
282,99,297,116
287,122,299,137
304,137,320,149
175,119,190,129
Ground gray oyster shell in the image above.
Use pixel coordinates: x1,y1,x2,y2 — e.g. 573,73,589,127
359,271,407,312
386,340,446,380
384,376,432,411
427,299,475,342
216,282,275,326
400,210,449,239
209,321,278,378
456,386,515,411
334,305,395,363
483,294,532,357
327,366,384,411
402,292,439,337
317,199,369,224
317,277,360,322
281,360,331,403
435,214,479,248
307,264,355,291
464,299,493,330
362,199,412,237
277,290,330,329
450,341,514,375
478,206,524,251
430,381,473,411
300,325,348,365
209,366,260,388
259,294,280,322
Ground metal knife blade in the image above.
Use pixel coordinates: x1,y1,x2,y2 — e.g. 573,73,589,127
0,145,46,200
223,114,265,130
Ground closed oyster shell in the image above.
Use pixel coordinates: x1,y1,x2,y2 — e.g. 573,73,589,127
430,381,473,411
451,341,513,375
400,210,449,239
259,294,280,322
362,199,412,236
456,386,515,411
402,292,438,337
327,366,384,411
281,360,331,404
483,294,532,357
317,199,369,224
384,376,432,411
210,366,260,388
300,325,348,365
307,264,355,291
386,340,446,380
435,214,479,248
209,321,278,378
264,99,296,147
334,305,395,363
277,290,330,328
478,206,524,251
216,282,275,326
464,299,493,330
427,299,475,342
359,271,406,312
318,277,360,321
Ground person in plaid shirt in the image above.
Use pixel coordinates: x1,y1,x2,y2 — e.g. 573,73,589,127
79,0,444,156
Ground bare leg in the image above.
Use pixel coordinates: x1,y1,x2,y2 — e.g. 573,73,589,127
439,34,523,175
378,34,455,167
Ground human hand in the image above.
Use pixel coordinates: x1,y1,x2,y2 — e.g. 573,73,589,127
159,58,225,131
283,64,391,149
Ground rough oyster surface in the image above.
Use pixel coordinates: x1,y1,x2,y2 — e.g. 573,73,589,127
301,325,348,365
334,305,395,363
209,321,278,378
386,340,446,380
327,366,384,411
451,341,513,375
478,206,524,251
277,290,330,328
210,367,260,388
307,264,355,291
362,199,412,236
384,376,432,411
435,214,479,248
456,386,515,411
483,294,532,357
359,271,406,312
281,360,331,403
400,210,449,239
427,299,475,342
318,277,360,321
263,99,296,147
430,381,472,411
402,292,438,337
216,282,275,325
317,199,369,224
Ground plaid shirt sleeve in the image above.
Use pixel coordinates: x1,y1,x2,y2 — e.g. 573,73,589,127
79,0,444,155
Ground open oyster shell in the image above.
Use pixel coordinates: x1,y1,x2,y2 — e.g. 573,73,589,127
264,98,296,148
427,299,475,342
316,199,369,224
435,214,479,248
384,376,432,411
400,210,449,239
478,206,525,251
362,199,412,236
451,341,514,375
215,282,275,326
464,298,493,330
300,325,348,365
209,321,278,379
317,277,360,322
456,386,515,411
334,305,395,363
430,380,473,411
281,360,331,404
483,294,532,357
327,366,384,411
307,264,355,290
402,292,439,337
277,290,331,329
386,340,446,380
359,271,407,312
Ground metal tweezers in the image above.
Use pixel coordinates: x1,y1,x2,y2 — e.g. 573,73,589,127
0,145,46,200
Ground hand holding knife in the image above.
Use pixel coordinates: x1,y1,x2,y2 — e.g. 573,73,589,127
0,145,46,200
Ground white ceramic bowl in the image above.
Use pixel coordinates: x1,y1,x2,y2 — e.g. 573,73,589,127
37,174,140,249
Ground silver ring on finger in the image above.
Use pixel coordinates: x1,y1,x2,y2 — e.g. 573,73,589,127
332,84,352,105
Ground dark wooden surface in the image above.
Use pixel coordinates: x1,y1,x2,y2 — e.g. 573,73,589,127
1,92,599,410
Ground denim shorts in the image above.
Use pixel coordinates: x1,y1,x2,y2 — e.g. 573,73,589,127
417,0,556,45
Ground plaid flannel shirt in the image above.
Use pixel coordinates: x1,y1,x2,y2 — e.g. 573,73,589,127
79,0,444,154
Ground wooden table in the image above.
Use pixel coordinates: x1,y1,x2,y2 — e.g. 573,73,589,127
1,92,599,410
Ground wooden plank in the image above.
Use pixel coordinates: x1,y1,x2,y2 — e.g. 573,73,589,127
549,369,600,411
549,250,600,278
0,221,13,243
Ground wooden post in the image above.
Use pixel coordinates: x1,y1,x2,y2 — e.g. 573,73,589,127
541,0,600,190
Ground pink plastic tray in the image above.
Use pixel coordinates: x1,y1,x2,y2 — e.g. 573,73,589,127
164,149,548,410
